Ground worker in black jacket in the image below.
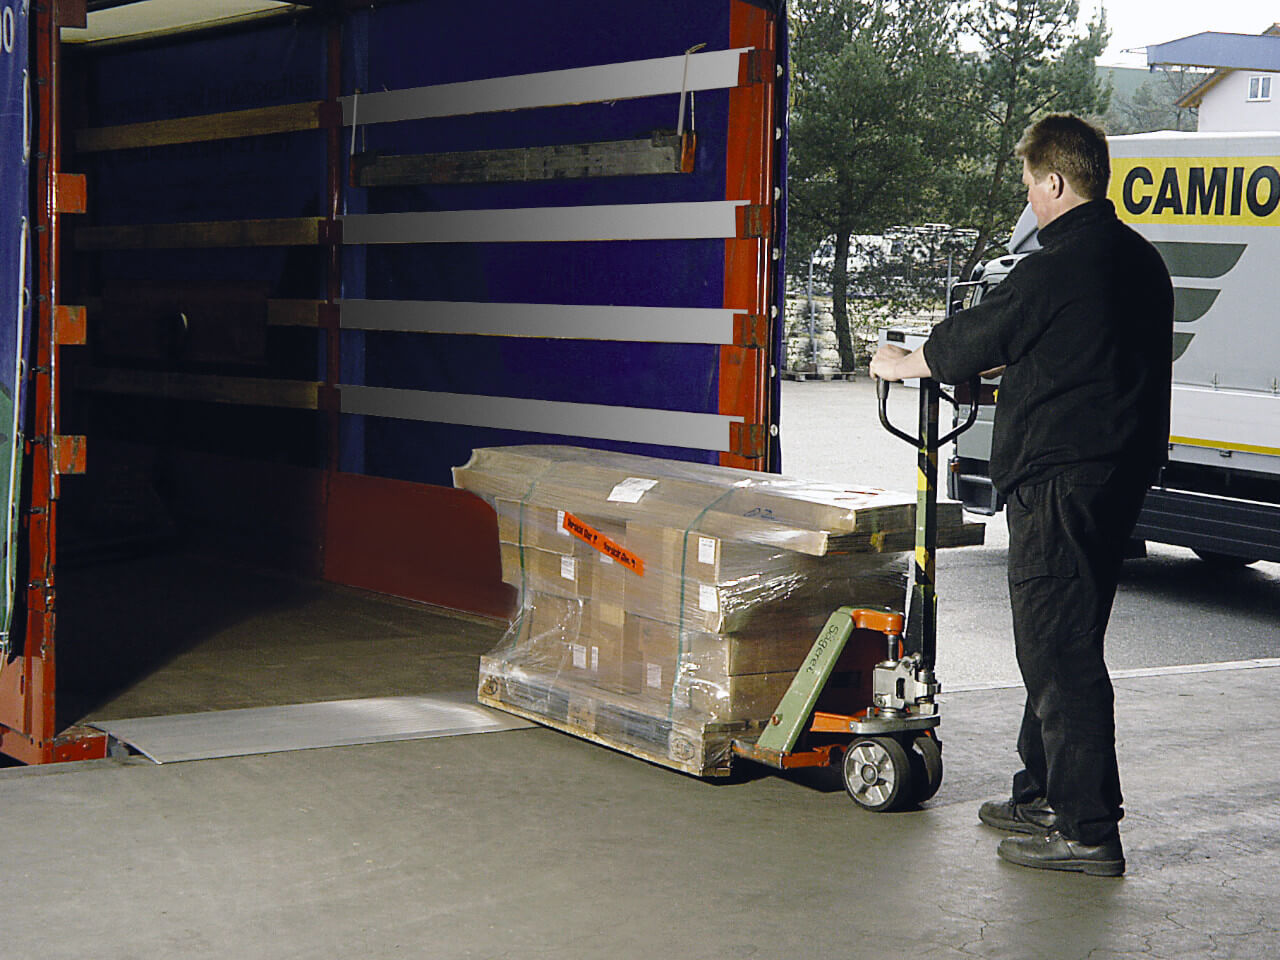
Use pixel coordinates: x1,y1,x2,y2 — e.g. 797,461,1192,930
870,114,1173,876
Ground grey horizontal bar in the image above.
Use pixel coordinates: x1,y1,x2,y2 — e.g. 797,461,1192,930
339,385,742,451
339,201,747,245
338,300,740,344
341,48,749,125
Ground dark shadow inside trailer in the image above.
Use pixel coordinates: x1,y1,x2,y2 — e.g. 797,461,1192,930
53,552,505,728
48,10,520,731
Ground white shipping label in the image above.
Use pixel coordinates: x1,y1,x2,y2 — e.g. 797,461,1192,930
646,662,663,689
699,584,719,613
556,509,570,535
560,556,576,581
571,643,587,670
697,536,716,565
601,555,614,565
607,477,659,503
591,646,600,672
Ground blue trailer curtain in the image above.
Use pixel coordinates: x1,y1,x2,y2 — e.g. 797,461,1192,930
340,0,752,486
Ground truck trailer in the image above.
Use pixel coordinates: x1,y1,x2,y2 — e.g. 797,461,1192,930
948,131,1280,567
0,0,787,763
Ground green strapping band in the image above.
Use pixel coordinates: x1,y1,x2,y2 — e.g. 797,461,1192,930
671,486,737,724
512,459,561,654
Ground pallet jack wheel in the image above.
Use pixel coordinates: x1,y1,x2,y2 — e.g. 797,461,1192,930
910,733,944,804
843,736,912,812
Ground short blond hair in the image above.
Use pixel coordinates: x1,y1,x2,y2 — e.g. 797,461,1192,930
1016,114,1110,200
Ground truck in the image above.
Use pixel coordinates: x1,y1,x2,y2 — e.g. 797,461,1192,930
947,131,1280,567
0,0,787,763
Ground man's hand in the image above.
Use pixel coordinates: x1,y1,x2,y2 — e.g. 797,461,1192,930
870,343,933,382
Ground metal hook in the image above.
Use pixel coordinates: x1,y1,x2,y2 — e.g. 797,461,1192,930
678,43,707,138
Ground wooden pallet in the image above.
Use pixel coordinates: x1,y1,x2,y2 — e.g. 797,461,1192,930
477,657,766,778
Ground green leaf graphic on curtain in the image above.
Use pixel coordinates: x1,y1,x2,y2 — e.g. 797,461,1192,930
1173,287,1218,324
1152,241,1245,278
1169,287,1218,362
1172,331,1194,361
1154,242,1247,366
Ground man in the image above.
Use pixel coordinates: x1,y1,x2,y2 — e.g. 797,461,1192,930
870,114,1173,877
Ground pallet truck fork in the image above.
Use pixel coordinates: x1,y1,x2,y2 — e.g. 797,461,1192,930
731,375,978,811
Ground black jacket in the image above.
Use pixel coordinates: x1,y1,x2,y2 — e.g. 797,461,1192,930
924,199,1173,493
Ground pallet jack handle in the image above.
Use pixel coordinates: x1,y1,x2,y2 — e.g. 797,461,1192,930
876,376,981,450
874,375,980,665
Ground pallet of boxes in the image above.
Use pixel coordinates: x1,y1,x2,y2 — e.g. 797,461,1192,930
455,446,983,778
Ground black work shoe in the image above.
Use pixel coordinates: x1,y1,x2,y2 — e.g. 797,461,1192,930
978,796,1058,835
997,831,1125,877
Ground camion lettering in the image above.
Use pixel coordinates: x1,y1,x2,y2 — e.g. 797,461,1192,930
1111,157,1280,225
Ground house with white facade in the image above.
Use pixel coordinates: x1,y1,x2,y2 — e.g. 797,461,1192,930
1176,24,1280,130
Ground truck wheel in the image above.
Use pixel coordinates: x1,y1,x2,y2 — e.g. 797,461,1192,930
844,736,912,812
1192,549,1258,569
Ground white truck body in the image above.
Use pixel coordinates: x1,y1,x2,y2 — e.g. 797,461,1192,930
947,131,1280,562
1112,131,1280,479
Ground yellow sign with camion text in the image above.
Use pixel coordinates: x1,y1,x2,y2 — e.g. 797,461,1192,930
1109,156,1280,226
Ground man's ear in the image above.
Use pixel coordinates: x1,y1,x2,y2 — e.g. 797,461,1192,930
1049,172,1065,197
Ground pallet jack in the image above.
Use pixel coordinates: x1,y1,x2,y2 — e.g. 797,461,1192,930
731,375,979,811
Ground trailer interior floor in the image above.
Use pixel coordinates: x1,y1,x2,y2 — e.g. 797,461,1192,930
53,550,508,728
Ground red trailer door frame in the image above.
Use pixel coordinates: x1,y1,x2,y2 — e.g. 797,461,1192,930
0,0,106,764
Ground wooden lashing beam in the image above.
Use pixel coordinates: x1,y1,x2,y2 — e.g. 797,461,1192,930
351,132,697,188
74,369,322,410
74,217,328,250
75,102,328,153
267,299,327,328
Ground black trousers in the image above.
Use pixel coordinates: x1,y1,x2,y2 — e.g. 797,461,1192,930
1005,462,1148,845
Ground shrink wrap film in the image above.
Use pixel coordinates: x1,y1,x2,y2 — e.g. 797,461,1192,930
459,445,984,776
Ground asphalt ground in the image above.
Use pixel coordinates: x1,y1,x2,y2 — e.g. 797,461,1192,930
778,376,1280,689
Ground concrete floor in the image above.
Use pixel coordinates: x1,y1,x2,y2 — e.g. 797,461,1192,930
1,555,1278,960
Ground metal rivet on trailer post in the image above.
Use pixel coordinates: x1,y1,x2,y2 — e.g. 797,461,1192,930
769,425,779,437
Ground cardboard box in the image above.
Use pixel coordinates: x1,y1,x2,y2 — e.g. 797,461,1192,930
624,562,905,634
506,591,637,693
459,447,981,558
458,445,921,535
626,608,890,683
495,499,625,555
500,542,627,602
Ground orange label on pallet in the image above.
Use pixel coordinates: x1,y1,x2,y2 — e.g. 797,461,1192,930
561,511,645,576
